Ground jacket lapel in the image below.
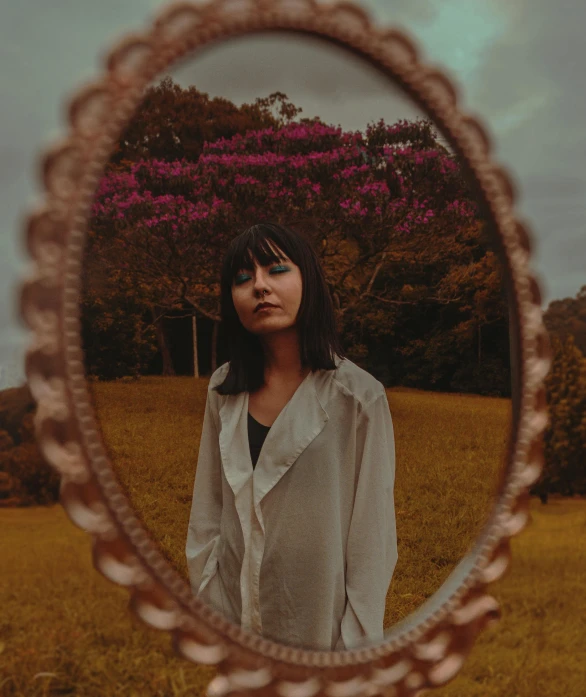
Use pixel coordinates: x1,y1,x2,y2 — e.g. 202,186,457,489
218,391,252,500
251,371,329,527
217,360,340,521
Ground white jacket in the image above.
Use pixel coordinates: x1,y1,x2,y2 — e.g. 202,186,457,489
186,355,397,651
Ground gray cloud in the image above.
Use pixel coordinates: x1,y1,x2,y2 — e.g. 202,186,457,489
169,33,424,130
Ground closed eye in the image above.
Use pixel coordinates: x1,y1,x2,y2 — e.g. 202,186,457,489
234,265,289,285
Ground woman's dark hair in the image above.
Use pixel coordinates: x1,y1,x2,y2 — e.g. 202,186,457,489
213,222,346,395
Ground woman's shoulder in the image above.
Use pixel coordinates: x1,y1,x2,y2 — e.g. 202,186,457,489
208,361,231,391
331,357,386,408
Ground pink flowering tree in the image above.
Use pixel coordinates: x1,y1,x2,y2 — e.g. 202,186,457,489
90,119,475,308
87,117,491,376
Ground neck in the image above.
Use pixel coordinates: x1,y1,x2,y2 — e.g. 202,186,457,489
260,327,309,383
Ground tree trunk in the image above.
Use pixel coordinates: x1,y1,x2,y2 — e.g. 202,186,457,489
478,324,482,365
150,306,175,376
211,320,218,373
192,314,199,379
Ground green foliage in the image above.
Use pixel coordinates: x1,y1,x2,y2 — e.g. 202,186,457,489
1,441,60,505
543,284,586,356
0,428,14,452
108,76,287,166
534,334,586,498
0,389,61,506
80,267,159,380
341,220,511,395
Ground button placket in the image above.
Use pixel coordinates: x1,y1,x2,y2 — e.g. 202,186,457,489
249,490,265,633
235,476,254,630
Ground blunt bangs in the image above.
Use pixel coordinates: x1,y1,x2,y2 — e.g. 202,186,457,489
226,224,298,283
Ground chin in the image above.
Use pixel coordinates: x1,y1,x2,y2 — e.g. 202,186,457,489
253,320,293,334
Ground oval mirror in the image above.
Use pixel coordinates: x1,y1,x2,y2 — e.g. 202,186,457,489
85,33,512,646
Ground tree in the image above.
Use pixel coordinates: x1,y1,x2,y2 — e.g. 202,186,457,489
543,285,586,357
88,82,506,389
534,334,586,500
80,263,159,379
0,385,60,506
107,76,295,167
90,117,477,333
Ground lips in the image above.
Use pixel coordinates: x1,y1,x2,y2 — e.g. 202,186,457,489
255,303,277,312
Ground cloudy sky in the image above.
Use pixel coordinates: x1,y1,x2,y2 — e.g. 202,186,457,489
1,0,584,388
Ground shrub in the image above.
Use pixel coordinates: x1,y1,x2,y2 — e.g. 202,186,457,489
533,334,586,499
1,442,60,505
0,384,61,506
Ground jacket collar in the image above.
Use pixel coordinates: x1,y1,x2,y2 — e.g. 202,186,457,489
217,356,343,519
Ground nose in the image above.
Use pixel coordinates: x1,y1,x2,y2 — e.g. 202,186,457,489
252,269,271,296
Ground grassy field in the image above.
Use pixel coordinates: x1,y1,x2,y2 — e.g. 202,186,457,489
86,377,510,627
1,377,584,695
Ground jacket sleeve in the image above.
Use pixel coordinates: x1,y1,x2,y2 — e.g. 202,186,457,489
185,385,223,596
338,390,398,650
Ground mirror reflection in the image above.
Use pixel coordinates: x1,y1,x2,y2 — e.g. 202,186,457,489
83,34,511,651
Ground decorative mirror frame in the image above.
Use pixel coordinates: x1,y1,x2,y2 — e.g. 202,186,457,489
19,0,552,694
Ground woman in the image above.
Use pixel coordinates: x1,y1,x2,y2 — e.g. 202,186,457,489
186,222,397,651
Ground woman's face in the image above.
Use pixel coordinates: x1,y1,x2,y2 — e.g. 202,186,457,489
231,245,303,336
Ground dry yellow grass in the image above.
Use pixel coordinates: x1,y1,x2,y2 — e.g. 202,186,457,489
1,376,584,696
87,376,509,625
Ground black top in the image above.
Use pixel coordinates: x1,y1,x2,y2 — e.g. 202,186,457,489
247,411,271,468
